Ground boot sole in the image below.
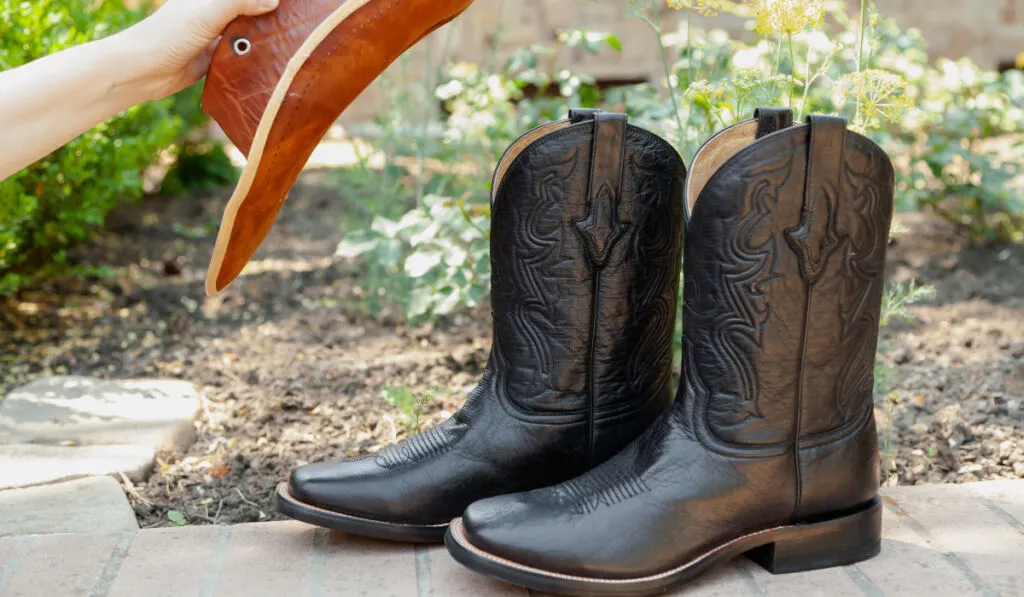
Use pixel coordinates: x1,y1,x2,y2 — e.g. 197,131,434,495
445,496,882,596
274,483,449,543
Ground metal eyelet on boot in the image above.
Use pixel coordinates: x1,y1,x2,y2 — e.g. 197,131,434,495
232,37,252,56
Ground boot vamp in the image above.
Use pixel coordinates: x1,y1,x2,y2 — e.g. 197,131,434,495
289,388,590,525
461,408,794,579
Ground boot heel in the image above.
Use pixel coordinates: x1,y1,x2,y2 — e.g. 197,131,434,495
745,496,882,574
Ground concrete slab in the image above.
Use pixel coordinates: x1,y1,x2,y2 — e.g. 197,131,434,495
0,443,154,490
0,376,200,452
0,477,138,537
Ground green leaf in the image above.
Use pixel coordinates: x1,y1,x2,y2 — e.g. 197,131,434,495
405,251,443,278
336,234,379,258
167,510,187,526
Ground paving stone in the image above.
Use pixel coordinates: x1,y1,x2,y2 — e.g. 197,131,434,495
0,537,34,593
666,563,759,597
742,558,865,596
964,479,1024,527
321,531,417,597
0,532,126,597
0,477,138,536
0,481,1020,597
214,521,314,597
885,483,1024,596
0,376,200,451
0,443,154,490
856,497,978,596
426,544,527,596
106,525,222,597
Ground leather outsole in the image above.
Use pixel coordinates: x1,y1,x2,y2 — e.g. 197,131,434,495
274,483,450,543
444,497,882,597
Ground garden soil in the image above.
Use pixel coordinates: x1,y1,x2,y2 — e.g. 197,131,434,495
1,171,1022,528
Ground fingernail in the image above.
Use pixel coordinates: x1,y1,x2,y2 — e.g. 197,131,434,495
259,0,278,9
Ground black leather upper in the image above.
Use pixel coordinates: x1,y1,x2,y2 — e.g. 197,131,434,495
289,111,686,525
461,111,895,577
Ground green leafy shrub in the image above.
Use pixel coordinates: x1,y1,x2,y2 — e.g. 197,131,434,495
336,29,620,321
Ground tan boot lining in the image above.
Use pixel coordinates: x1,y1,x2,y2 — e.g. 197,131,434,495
685,120,759,217
491,120,572,203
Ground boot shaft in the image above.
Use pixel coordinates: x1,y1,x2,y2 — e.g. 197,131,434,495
489,111,685,437
680,111,894,451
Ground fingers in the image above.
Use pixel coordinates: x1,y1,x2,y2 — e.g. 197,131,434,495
237,0,280,17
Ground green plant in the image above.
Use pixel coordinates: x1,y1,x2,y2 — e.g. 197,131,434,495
874,279,936,484
634,0,1023,240
0,0,187,296
335,29,621,321
380,386,438,436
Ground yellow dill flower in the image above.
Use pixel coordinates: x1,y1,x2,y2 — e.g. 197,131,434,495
834,69,913,131
667,0,722,16
750,0,825,36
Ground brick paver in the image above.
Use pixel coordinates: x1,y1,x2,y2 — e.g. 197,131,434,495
0,480,1021,597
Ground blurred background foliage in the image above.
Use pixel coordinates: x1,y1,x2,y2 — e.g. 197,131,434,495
339,0,1024,322
0,0,1021,319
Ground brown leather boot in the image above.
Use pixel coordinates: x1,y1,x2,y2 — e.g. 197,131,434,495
201,0,475,296
446,108,895,595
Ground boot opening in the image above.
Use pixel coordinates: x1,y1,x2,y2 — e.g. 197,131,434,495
491,120,573,203
685,120,759,217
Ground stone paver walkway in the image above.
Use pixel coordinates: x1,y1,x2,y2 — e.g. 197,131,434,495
0,376,201,490
0,480,1021,597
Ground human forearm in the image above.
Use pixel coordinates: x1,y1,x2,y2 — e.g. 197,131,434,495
0,29,164,180
0,0,279,182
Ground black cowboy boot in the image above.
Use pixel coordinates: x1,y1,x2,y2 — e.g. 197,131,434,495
446,108,894,594
276,110,687,542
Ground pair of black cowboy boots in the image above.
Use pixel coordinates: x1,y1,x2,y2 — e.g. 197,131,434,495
277,106,894,596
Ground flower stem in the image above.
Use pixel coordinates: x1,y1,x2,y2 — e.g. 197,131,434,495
799,45,812,120
855,0,868,124
641,1,686,146
686,5,694,85
787,32,796,110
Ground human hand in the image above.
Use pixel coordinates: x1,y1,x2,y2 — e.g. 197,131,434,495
128,0,280,100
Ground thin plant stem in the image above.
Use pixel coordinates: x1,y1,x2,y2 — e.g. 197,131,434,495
489,0,506,73
416,38,435,203
638,2,686,144
787,32,796,109
857,0,868,72
683,3,697,147
768,39,784,103
686,5,694,84
799,45,812,119
856,0,868,124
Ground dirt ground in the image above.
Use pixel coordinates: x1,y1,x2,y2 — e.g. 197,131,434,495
1,171,1022,528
